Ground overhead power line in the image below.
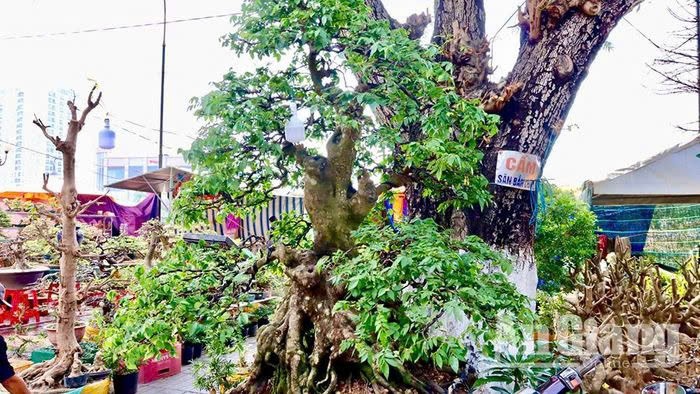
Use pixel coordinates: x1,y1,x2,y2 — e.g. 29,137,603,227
0,138,123,182
0,12,238,41
0,138,60,160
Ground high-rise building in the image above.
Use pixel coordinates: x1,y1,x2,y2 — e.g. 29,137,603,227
0,87,73,190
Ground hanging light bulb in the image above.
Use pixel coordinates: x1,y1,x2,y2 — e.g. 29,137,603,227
284,103,305,144
98,115,116,150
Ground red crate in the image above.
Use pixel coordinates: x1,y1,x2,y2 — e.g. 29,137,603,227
138,343,182,384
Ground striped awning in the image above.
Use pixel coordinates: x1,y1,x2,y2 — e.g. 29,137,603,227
241,195,305,240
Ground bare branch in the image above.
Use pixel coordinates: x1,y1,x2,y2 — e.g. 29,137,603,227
33,115,61,148
77,85,102,130
72,190,109,217
349,170,378,218
365,0,431,40
28,217,63,253
42,173,59,198
67,99,78,122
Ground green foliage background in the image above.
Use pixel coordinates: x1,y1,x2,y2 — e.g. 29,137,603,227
535,185,598,293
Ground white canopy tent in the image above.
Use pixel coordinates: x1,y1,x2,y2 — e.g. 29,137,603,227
583,136,700,206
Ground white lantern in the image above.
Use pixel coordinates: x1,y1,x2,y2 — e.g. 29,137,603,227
284,103,305,144
98,117,116,150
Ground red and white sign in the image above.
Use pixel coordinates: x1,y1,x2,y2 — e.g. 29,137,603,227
495,150,541,191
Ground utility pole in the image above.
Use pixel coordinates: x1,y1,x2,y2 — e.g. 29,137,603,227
158,0,166,168
696,0,699,129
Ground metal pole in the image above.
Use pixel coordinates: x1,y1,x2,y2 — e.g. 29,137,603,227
696,0,699,130
158,0,166,168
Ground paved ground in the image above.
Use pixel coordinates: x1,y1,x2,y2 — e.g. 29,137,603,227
139,363,206,394
140,337,256,393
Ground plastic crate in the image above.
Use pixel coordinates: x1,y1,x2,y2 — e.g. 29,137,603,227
137,343,182,384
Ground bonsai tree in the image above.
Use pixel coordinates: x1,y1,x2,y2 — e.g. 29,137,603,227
100,295,173,377
564,250,700,391
20,87,103,390
100,241,248,364
174,0,533,391
0,209,10,228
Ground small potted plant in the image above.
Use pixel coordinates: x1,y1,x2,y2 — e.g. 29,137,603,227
63,353,89,388
181,322,207,364
111,362,140,394
102,338,145,394
253,303,275,326
99,302,163,394
193,355,246,394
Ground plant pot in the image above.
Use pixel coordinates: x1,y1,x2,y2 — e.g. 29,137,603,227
64,374,88,388
244,323,258,337
46,324,86,347
192,343,203,359
86,369,111,381
250,291,264,300
181,342,195,365
113,371,139,394
0,266,50,289
30,347,55,363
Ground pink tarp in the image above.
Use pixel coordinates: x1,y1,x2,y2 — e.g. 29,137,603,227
77,194,159,235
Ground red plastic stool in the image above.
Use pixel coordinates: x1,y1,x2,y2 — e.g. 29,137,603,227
0,289,41,325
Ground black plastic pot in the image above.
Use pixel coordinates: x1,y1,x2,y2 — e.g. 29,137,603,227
182,342,195,365
247,323,259,337
192,343,204,359
113,371,139,394
250,291,264,300
86,370,111,381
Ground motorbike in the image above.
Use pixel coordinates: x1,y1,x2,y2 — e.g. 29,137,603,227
515,354,604,394
641,382,700,394
515,354,699,394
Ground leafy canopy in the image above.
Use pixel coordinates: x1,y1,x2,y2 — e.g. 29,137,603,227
100,241,258,372
535,185,598,293
332,219,534,378
175,0,499,224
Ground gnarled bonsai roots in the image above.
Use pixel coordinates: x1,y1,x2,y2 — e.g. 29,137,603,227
232,249,459,394
21,347,81,391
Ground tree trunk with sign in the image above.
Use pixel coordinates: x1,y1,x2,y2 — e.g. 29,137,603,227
371,0,643,300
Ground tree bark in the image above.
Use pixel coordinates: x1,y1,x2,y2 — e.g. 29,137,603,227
469,0,639,300
374,0,641,301
21,88,101,390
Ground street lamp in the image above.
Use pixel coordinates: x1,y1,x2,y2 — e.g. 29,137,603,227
0,147,9,167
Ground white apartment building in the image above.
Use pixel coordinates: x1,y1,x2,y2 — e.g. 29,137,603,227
0,87,73,190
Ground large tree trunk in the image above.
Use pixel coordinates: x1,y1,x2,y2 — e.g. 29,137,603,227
407,0,641,301
21,88,101,390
